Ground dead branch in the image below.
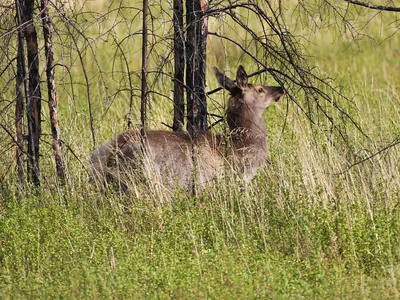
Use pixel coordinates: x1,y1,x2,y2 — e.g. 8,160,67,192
345,0,400,12
336,135,400,175
141,0,148,139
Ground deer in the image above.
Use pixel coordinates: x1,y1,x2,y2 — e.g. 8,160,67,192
90,65,284,192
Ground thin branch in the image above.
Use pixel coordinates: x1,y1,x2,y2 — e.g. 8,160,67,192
0,57,16,78
0,122,27,155
161,122,173,130
60,139,91,177
345,0,400,12
336,136,400,175
141,0,148,139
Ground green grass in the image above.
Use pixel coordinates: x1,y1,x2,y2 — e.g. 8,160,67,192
1,0,400,298
1,183,400,298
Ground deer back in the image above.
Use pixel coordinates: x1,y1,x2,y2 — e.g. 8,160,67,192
91,129,224,191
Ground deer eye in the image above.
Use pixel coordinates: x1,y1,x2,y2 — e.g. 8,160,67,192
258,87,264,93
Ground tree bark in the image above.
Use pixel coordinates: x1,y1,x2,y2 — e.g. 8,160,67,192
15,0,27,190
186,0,209,137
22,0,42,187
41,0,66,184
173,0,185,131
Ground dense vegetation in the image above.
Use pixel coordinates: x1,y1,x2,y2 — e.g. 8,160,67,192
1,1,399,298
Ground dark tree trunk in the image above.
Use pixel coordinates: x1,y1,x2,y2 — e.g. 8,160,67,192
173,0,185,131
141,0,148,139
41,0,66,184
22,0,42,187
186,0,208,137
15,0,27,190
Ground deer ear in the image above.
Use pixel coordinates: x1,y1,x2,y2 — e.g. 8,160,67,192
214,67,236,91
236,65,248,88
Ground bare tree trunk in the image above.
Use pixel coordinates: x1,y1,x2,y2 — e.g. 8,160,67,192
186,0,208,137
41,0,66,185
173,0,185,131
185,0,209,196
22,0,41,187
15,0,27,190
141,0,148,139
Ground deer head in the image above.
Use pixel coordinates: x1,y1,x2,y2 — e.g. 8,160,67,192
214,66,283,135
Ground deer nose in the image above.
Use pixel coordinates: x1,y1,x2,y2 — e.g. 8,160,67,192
272,86,284,102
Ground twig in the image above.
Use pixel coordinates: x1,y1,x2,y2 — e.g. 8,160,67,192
336,136,400,175
161,122,173,130
345,0,400,12
141,0,148,139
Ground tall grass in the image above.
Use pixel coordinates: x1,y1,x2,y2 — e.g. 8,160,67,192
1,1,400,298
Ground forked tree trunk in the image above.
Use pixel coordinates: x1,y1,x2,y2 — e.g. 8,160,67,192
186,0,209,137
15,0,27,189
41,0,66,184
22,0,42,187
173,0,185,131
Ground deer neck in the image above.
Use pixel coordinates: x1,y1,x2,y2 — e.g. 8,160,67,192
227,104,267,154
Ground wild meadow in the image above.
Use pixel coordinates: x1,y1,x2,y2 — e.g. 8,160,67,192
0,1,399,298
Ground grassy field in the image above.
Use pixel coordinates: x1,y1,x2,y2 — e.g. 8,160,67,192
1,1,400,298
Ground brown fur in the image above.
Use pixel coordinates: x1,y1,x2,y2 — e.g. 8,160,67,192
90,65,284,191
